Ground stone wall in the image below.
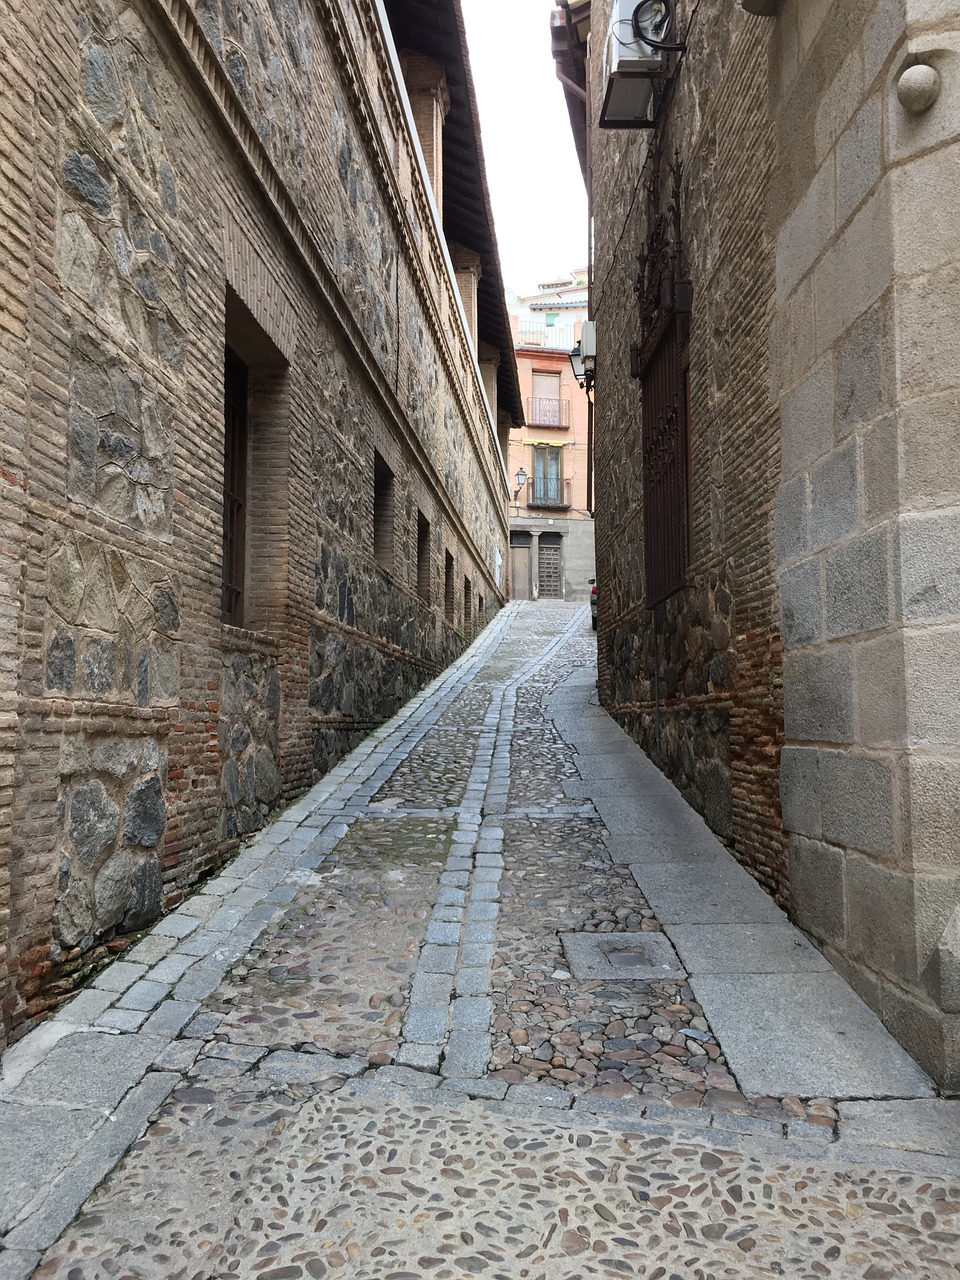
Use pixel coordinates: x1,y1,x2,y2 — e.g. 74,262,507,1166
0,0,509,1045
590,0,787,899
771,0,960,1088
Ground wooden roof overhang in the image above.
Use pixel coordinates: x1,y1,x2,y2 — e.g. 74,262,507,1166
383,0,524,429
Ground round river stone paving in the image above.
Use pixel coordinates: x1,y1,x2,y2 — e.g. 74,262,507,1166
202,815,453,1064
35,1087,960,1279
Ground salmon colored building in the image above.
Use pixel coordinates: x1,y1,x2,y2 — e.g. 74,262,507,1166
507,273,595,602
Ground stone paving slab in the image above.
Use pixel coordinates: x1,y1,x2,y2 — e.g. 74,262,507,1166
594,792,718,837
630,858,788,924
1,1030,164,1110
837,1098,960,1158
0,1103,99,1234
605,830,729,864
1,1072,177,1255
669,922,833,973
692,972,936,1099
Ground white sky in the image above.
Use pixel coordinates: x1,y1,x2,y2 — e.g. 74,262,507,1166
459,0,588,298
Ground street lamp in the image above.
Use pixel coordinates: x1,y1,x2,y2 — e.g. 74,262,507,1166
569,320,596,393
513,467,527,501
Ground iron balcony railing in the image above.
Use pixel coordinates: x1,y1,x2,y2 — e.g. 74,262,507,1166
529,475,567,507
526,396,571,428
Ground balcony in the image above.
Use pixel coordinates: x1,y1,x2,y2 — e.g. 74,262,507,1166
526,396,571,428
517,321,577,351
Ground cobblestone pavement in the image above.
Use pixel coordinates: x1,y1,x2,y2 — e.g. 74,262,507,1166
3,603,960,1279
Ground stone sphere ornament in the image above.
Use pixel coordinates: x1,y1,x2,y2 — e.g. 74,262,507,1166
897,63,941,113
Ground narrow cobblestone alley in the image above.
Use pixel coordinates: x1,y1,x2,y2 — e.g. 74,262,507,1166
2,604,960,1279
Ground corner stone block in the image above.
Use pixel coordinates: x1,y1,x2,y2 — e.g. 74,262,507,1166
783,645,855,743
779,556,824,649
819,750,894,857
779,746,821,839
825,526,890,639
925,906,960,1014
846,854,919,984
901,390,960,506
780,358,835,479
905,754,960,871
789,834,846,947
881,982,960,1094
903,626,960,745
834,300,893,439
774,473,810,566
899,507,960,622
853,629,906,746
810,440,859,552
863,414,899,522
896,261,960,399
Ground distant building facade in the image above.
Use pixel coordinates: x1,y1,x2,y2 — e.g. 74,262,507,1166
555,0,960,1089
507,273,595,602
0,0,520,1046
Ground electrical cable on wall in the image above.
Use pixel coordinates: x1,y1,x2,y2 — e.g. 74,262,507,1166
632,0,685,52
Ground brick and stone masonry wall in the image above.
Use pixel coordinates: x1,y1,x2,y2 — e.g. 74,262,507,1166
771,0,960,1089
590,1,787,901
0,0,509,1046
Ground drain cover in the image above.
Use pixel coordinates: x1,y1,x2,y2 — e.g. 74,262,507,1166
559,931,687,981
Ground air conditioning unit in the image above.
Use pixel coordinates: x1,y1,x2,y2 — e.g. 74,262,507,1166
599,0,670,129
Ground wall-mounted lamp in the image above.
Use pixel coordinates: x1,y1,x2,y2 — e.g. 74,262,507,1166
570,320,596,392
599,0,682,129
513,467,527,501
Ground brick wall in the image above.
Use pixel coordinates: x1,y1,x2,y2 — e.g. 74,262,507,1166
0,0,509,1046
590,1,787,899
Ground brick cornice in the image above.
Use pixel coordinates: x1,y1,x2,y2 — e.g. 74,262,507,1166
145,0,507,600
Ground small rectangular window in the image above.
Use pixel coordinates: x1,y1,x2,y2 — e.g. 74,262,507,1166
373,451,395,572
417,511,431,603
444,550,455,625
463,576,473,640
477,594,484,629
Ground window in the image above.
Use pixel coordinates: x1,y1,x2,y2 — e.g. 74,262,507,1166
477,594,484,628
463,576,472,640
530,371,566,427
444,550,455,624
416,511,431,603
641,322,688,606
221,289,289,632
373,451,395,572
221,347,248,626
531,445,565,506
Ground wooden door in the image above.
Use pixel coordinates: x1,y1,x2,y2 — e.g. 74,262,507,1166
510,545,531,600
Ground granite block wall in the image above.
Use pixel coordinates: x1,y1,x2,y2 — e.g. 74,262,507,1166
771,0,960,1088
